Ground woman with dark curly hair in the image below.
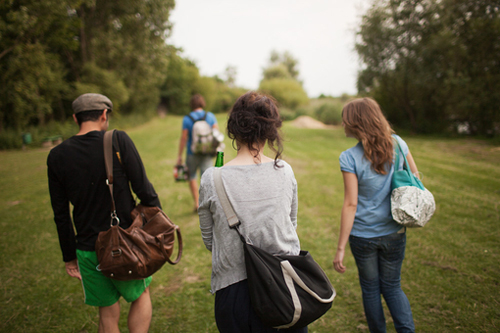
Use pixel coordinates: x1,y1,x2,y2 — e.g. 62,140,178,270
198,91,307,332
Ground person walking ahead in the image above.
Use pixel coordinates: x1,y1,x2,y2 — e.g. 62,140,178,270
176,94,218,211
198,91,307,333
47,93,161,332
333,97,417,333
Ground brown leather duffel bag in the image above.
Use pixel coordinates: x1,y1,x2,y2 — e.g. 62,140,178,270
96,204,182,281
95,130,182,281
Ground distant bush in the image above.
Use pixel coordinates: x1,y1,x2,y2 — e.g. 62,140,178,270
259,78,309,109
195,76,247,114
0,130,23,150
279,107,308,121
0,120,76,150
314,100,343,125
0,112,155,150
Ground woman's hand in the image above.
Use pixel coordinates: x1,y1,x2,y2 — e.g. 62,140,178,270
333,248,346,274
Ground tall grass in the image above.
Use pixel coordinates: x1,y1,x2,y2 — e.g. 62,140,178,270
0,114,499,332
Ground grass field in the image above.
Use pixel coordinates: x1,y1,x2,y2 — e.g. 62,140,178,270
1,114,499,332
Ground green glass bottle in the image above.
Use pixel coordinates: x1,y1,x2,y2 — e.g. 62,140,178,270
215,151,224,167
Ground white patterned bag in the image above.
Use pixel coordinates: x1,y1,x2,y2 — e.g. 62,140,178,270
391,140,436,227
391,186,435,227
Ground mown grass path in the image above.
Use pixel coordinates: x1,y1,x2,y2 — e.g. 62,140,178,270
1,115,499,332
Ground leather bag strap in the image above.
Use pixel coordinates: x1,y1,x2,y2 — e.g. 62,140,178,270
213,168,240,228
160,227,183,265
104,130,119,226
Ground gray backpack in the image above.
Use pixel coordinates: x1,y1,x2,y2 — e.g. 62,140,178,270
188,112,224,155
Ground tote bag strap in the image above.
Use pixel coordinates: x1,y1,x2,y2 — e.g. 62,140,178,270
213,167,240,228
393,138,410,172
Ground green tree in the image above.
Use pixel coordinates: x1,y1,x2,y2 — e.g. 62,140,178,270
356,0,500,135
0,0,80,130
259,78,309,109
76,0,174,114
224,65,237,87
161,54,247,115
269,50,300,80
262,64,292,80
0,0,175,132
160,50,201,115
259,51,308,109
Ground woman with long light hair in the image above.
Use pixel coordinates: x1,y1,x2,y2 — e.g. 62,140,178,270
333,97,418,333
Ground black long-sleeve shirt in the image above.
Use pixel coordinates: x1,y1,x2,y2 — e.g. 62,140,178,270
47,130,161,262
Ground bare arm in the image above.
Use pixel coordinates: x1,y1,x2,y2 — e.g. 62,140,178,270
177,129,188,165
333,171,358,274
406,151,420,179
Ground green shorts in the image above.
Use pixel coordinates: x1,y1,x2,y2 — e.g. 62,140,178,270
76,250,152,307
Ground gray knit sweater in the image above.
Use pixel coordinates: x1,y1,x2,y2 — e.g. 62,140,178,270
198,160,301,293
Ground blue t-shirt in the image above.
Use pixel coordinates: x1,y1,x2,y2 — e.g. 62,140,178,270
182,110,217,155
339,134,409,238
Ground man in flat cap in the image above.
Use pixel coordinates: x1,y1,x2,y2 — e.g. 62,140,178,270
47,93,160,332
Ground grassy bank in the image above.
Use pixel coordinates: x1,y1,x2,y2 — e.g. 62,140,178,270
1,114,499,332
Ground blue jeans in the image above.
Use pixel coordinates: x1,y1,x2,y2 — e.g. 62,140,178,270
349,231,415,333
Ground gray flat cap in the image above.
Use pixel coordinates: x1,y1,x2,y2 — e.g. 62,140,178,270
72,93,113,114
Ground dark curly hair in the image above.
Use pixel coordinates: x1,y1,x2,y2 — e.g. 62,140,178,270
227,91,284,167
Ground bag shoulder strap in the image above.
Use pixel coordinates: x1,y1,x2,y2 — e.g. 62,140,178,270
187,111,207,123
213,168,240,228
104,130,114,184
393,137,410,172
104,130,119,226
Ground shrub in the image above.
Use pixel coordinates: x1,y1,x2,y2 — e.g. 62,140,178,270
259,78,309,109
314,101,343,125
0,130,23,150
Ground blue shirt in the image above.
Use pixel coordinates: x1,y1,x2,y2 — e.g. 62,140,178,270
182,110,217,155
339,134,409,238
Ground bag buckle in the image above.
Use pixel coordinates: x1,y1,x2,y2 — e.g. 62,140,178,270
110,211,120,227
229,220,241,228
111,249,122,257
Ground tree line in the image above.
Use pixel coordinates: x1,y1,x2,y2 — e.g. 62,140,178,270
0,0,309,135
2,0,497,137
0,0,246,132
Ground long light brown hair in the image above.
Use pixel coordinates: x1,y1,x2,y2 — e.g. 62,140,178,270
342,98,394,174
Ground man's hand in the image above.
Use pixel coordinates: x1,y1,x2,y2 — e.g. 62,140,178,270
65,259,82,280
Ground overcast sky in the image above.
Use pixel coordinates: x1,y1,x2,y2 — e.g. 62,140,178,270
168,0,371,98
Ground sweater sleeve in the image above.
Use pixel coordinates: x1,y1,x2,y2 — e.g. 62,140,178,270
198,168,214,251
47,152,77,262
289,167,298,230
116,131,161,209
